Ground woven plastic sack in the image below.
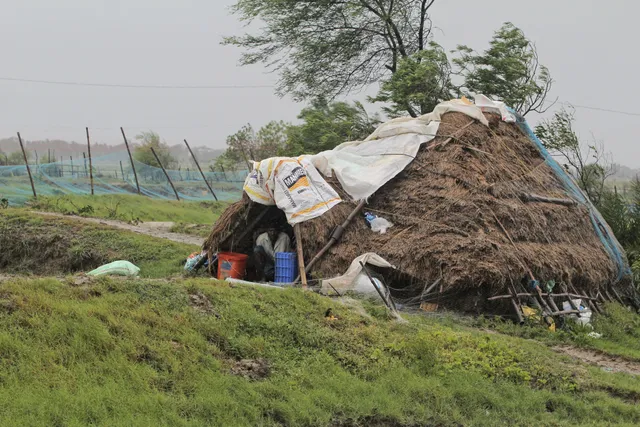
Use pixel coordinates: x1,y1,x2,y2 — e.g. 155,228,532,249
87,261,140,277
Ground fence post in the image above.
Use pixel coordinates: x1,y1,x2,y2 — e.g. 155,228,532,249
85,128,95,195
17,132,37,199
150,147,179,201
183,139,218,201
120,127,140,195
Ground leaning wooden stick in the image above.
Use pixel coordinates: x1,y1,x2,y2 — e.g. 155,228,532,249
150,147,180,201
86,128,95,195
184,139,218,201
294,224,308,289
120,127,141,195
17,132,37,199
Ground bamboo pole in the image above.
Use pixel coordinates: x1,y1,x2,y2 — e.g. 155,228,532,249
17,132,37,199
297,200,367,282
120,127,140,195
184,139,218,201
70,156,74,178
120,161,125,182
150,147,179,201
294,224,308,289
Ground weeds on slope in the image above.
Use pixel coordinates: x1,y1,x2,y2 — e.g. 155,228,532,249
0,277,637,426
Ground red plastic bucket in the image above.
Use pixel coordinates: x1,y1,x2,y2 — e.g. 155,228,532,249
217,252,249,280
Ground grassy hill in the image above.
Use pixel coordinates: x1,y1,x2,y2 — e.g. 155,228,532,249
0,276,637,426
0,209,199,277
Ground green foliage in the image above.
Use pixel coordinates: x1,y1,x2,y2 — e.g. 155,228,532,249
218,121,290,168
133,131,177,169
0,150,32,166
0,277,638,425
284,99,380,155
454,22,553,115
535,106,613,205
224,0,437,102
215,101,379,164
371,43,455,117
27,194,227,225
0,209,198,278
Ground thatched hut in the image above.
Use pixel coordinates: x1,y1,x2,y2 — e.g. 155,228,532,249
204,105,634,313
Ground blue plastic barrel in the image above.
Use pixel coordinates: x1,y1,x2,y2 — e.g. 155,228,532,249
275,252,298,284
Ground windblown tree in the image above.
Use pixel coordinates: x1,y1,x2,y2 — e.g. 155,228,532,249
133,131,177,169
284,99,380,155
370,42,454,117
454,22,554,116
535,106,614,205
224,0,438,103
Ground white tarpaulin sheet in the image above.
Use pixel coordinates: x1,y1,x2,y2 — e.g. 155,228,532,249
309,99,489,201
244,97,493,222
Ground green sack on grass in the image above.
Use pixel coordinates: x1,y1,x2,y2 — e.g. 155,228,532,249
87,261,140,277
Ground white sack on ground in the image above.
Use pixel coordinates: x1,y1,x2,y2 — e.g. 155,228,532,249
320,253,395,296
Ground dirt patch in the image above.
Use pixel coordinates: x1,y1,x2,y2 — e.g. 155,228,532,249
230,358,270,380
554,346,640,376
189,291,220,317
34,212,203,246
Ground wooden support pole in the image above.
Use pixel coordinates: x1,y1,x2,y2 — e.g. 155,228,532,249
298,200,367,281
150,147,179,201
360,261,398,314
520,194,577,207
48,148,51,164
120,127,140,195
120,161,125,182
70,156,74,178
294,224,308,289
35,151,39,173
60,156,64,177
184,139,218,201
509,283,525,325
82,152,88,178
17,132,37,199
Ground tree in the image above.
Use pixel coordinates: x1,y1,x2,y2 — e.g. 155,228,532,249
284,99,380,155
133,131,177,169
5,151,32,166
535,106,613,205
371,42,454,117
454,22,553,116
224,0,437,102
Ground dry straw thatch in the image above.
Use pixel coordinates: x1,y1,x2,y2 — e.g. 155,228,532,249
204,112,633,305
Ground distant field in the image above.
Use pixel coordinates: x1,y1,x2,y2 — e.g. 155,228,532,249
26,194,228,226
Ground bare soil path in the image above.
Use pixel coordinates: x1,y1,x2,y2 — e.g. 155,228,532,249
34,212,203,246
553,346,640,376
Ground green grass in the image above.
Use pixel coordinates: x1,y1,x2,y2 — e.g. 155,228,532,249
470,302,640,363
26,194,228,225
0,209,198,278
0,277,637,426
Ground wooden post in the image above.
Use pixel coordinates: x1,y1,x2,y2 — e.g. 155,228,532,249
86,128,95,195
35,151,39,173
60,156,64,177
70,156,74,178
48,148,51,164
184,139,218,201
82,152,88,178
294,224,308,289
150,147,179,201
120,161,125,182
120,127,140,195
16,132,37,199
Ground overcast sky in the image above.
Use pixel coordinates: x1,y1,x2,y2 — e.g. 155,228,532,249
1,0,638,166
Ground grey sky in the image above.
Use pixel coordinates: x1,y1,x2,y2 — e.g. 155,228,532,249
1,0,638,166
